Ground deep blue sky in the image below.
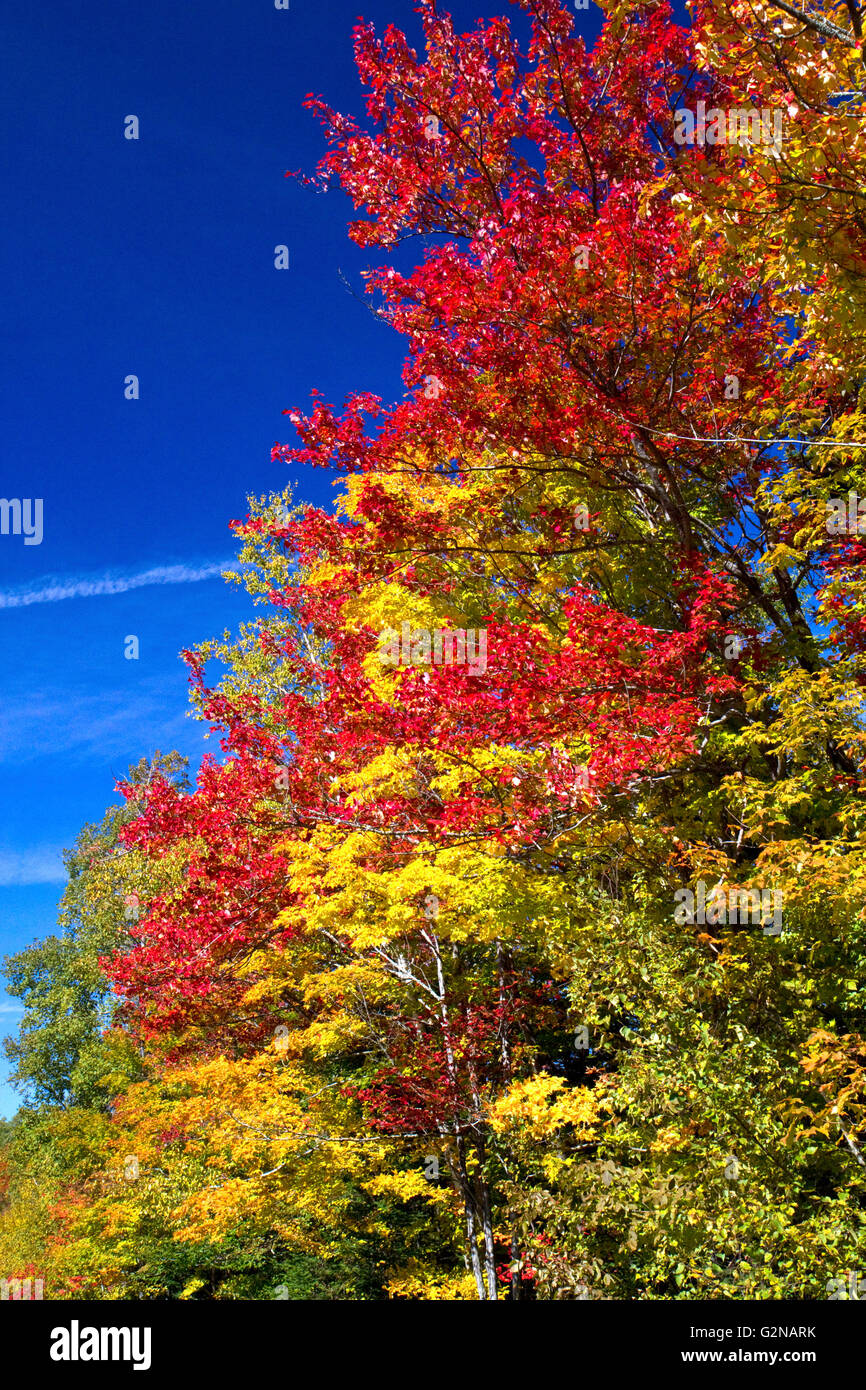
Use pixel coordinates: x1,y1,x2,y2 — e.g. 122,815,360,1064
0,0,606,1116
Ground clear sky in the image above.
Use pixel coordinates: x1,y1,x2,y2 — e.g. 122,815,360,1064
0,0,605,1117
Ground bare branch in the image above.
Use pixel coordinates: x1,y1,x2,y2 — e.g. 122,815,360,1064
766,0,857,47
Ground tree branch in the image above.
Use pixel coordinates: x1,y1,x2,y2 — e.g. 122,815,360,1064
766,0,858,47
844,0,863,40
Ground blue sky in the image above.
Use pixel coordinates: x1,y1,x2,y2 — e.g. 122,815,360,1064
0,0,606,1116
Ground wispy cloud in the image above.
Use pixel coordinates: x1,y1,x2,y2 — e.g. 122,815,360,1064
0,847,67,886
0,560,235,610
0,682,199,768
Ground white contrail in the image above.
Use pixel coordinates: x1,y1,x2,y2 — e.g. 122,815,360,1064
0,848,67,886
0,560,236,610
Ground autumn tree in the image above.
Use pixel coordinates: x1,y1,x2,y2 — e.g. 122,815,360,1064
5,0,866,1300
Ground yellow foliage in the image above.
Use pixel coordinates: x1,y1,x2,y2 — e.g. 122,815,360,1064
488,1073,603,1141
385,1263,482,1300
362,1170,448,1205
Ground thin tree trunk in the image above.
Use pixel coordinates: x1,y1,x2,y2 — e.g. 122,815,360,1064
510,1233,522,1301
454,1137,486,1300
427,931,487,1299
496,940,511,1072
477,1170,498,1300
